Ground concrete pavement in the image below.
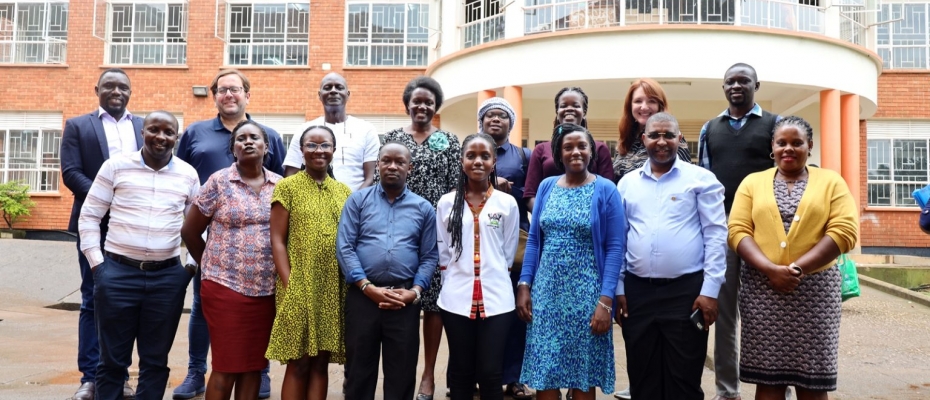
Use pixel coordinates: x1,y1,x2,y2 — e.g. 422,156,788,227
1,239,929,399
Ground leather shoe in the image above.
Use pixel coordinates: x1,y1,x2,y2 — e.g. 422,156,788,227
123,381,136,399
73,382,95,400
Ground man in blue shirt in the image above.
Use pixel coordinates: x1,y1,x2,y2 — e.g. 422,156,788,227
337,141,439,400
616,113,727,400
173,69,285,399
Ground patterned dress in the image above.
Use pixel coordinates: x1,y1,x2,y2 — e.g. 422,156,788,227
520,182,614,393
380,128,462,312
739,177,842,391
265,173,352,364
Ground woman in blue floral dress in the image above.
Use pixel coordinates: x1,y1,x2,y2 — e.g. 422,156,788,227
517,123,626,400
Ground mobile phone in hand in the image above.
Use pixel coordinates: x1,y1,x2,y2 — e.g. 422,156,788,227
690,309,705,331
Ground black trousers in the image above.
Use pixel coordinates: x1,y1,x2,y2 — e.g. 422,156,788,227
621,271,707,400
345,284,421,400
441,310,513,400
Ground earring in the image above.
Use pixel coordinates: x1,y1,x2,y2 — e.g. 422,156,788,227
808,151,812,157
769,152,775,159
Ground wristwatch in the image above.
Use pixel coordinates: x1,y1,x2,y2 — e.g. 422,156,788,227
517,281,532,289
412,287,422,304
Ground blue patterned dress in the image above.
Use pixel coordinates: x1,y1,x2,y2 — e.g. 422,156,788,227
520,182,615,393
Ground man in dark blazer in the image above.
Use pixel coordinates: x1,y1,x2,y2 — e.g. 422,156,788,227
60,68,143,400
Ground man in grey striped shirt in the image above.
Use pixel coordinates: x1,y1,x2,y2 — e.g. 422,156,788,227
79,111,200,400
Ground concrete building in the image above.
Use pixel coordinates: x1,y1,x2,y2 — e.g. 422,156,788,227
0,0,928,253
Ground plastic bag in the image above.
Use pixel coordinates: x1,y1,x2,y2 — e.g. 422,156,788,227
838,254,860,302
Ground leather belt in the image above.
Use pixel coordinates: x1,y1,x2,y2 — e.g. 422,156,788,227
105,251,180,271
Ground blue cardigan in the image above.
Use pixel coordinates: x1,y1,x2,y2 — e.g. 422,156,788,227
519,175,627,298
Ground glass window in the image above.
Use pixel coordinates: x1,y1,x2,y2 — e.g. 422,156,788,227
867,137,930,207
0,129,61,192
106,2,187,66
346,1,430,67
0,1,69,64
878,3,930,69
226,2,309,66
463,0,505,48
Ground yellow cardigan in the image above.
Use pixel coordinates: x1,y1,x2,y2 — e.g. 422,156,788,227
728,167,859,274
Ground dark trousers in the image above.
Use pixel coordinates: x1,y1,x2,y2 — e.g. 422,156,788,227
76,239,99,383
186,272,210,375
345,285,421,400
441,310,512,400
94,256,191,400
501,268,526,384
621,271,707,400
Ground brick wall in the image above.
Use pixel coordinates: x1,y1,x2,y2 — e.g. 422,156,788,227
860,71,930,250
0,0,423,231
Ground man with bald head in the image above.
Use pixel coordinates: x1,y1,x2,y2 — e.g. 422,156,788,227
337,142,438,400
284,73,380,191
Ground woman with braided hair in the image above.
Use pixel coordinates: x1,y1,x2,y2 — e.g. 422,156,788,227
524,87,613,211
436,133,519,400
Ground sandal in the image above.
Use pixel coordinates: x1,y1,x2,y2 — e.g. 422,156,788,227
505,383,533,400
417,394,434,400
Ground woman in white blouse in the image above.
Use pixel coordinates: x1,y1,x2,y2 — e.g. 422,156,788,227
437,133,520,400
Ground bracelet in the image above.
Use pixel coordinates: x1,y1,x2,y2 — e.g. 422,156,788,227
360,281,373,292
412,287,422,304
517,281,532,288
597,300,613,313
789,262,804,277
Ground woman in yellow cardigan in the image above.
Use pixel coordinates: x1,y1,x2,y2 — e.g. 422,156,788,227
727,116,858,400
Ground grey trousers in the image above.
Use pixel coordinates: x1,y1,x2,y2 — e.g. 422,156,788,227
713,246,741,398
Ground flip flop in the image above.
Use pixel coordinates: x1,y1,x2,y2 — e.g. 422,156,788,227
417,393,434,400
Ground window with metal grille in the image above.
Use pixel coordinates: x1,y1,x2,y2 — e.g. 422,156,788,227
867,120,930,207
345,1,429,67
877,2,930,69
226,2,309,66
0,1,68,64
105,2,188,66
0,112,63,193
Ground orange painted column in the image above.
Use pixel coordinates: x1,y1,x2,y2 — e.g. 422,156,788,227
841,94,861,210
477,90,496,107
503,86,523,146
820,90,842,173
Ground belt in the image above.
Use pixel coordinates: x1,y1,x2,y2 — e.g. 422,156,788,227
627,270,701,286
366,279,414,290
105,251,180,272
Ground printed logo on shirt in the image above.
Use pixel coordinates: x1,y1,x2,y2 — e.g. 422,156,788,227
487,213,502,229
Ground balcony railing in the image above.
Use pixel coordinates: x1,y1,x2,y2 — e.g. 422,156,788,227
463,14,506,48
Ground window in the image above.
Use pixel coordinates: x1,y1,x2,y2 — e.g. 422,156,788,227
0,112,62,193
249,114,305,149
463,0,505,48
106,2,188,66
0,1,69,64
346,1,430,67
226,2,309,66
878,2,930,69
867,120,930,207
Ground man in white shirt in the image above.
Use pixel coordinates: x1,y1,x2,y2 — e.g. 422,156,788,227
615,112,727,400
283,72,379,191
79,111,200,400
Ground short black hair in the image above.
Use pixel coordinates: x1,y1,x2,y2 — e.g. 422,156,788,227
402,76,444,112
98,68,129,86
772,115,814,141
298,125,336,151
726,62,758,80
380,140,412,159
143,110,178,130
228,120,269,164
551,123,597,172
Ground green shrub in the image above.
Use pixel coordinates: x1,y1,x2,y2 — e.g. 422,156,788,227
0,181,36,230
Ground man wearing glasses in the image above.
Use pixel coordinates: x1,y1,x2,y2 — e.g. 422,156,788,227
615,112,727,400
172,69,285,400
283,72,380,191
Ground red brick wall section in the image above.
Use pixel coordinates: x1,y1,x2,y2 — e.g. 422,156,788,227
0,0,423,230
860,72,930,248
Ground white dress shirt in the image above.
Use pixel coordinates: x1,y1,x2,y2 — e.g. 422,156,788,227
98,107,138,156
283,115,380,191
437,190,520,317
616,159,728,298
79,151,200,267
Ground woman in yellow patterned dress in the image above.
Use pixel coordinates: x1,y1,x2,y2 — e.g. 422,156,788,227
267,125,352,399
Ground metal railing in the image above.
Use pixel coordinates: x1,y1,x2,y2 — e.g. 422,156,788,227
463,14,507,48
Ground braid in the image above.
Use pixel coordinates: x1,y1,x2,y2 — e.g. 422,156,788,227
773,115,813,141
448,133,499,262
553,86,589,128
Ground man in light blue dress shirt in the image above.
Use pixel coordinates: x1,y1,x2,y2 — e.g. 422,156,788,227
615,113,727,400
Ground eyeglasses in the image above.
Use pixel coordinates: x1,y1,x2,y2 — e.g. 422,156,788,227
304,142,334,152
216,86,244,95
645,132,678,140
484,112,510,120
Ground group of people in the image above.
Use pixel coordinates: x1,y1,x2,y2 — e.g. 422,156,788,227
60,62,858,400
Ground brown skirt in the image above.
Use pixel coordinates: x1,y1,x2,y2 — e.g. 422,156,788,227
201,279,275,373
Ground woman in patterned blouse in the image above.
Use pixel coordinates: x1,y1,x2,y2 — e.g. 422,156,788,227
613,78,691,182
380,76,461,400
180,120,282,400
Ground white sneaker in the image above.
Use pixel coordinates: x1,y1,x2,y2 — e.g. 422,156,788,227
613,388,631,400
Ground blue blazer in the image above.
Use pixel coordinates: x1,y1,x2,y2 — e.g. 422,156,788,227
519,175,627,300
60,110,144,233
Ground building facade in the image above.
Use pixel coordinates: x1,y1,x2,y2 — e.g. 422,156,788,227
0,0,928,253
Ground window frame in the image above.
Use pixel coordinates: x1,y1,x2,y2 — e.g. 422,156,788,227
103,0,189,66
877,2,930,70
866,120,930,208
223,0,310,67
0,112,64,193
344,0,431,67
0,1,69,65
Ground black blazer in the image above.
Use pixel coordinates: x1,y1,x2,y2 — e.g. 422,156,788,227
60,110,144,233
